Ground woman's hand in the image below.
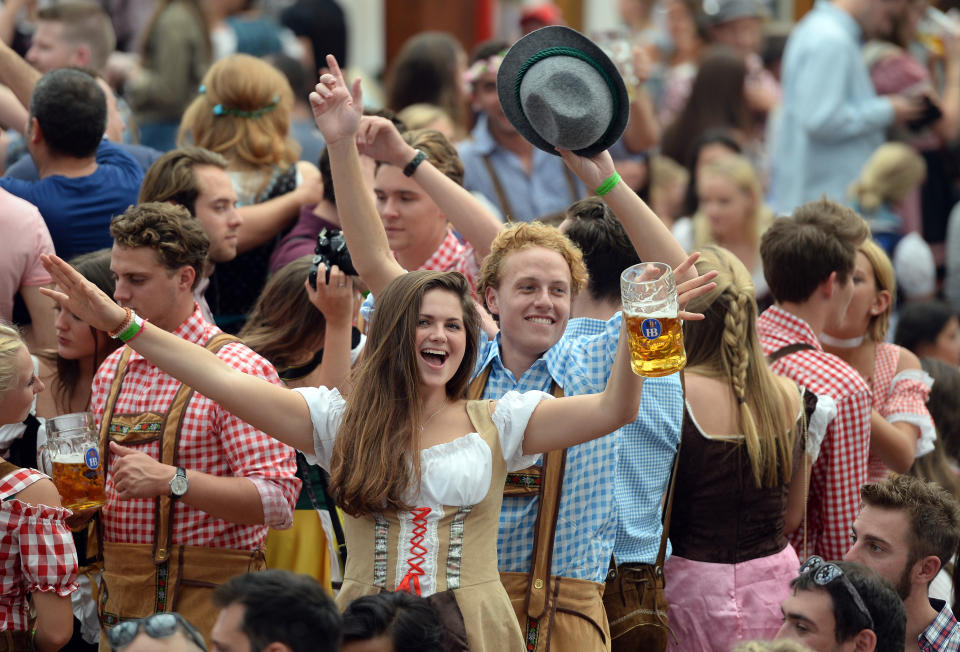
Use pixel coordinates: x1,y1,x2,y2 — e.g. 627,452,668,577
675,252,718,321
556,147,617,190
309,54,362,146
305,264,356,327
357,115,417,168
39,254,126,333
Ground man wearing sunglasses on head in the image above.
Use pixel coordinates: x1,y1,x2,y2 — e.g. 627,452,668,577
845,474,960,651
107,612,206,651
776,557,905,652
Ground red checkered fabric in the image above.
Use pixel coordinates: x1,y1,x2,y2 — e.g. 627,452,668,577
90,306,300,550
757,306,872,561
0,468,78,632
867,342,934,481
415,228,479,291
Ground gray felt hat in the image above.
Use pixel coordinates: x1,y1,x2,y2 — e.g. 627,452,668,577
497,25,629,157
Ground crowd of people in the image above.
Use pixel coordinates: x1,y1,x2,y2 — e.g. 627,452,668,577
3,0,960,650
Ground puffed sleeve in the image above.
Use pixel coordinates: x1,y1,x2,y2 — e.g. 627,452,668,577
13,501,79,597
292,386,347,470
806,392,837,464
491,390,550,471
883,369,936,457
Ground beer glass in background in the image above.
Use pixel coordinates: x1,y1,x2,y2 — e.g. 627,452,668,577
41,412,106,511
621,262,686,377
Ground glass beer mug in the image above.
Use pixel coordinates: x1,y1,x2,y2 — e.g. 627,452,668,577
621,262,686,377
40,412,106,511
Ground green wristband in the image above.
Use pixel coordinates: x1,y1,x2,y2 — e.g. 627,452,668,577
595,172,621,196
117,314,144,342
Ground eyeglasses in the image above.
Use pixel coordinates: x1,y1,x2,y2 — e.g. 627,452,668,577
798,556,875,631
107,612,207,651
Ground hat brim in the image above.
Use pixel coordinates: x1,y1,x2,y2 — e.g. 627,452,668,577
497,25,629,158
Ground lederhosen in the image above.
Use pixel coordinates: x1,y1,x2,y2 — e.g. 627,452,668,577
0,460,35,652
467,367,611,651
95,334,265,650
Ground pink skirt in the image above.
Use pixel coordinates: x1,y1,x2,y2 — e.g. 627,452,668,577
664,544,799,651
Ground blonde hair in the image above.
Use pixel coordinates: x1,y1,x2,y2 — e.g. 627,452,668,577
859,239,896,342
684,245,797,487
850,143,927,213
178,54,299,167
397,103,455,136
0,322,24,397
692,154,772,249
477,222,587,315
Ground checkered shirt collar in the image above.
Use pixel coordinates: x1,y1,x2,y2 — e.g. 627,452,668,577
474,330,568,388
126,304,208,363
920,599,960,651
761,305,825,351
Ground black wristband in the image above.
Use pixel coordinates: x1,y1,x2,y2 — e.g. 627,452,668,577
403,149,427,177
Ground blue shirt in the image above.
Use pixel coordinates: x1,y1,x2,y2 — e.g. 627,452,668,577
457,114,586,222
476,315,682,582
769,1,894,213
0,140,144,260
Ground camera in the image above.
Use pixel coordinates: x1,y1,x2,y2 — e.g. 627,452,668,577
308,228,357,289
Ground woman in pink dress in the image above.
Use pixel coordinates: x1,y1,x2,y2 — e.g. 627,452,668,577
821,239,936,482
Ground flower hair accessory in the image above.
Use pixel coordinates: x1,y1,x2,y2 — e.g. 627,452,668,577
462,50,507,90
198,85,281,119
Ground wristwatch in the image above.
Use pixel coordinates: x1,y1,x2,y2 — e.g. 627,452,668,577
169,467,188,499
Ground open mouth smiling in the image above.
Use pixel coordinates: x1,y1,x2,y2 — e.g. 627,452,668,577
421,348,449,368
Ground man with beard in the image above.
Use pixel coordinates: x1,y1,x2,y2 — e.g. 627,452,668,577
844,474,960,650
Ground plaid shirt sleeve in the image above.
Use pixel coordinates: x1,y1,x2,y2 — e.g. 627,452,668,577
809,387,873,560
212,342,300,530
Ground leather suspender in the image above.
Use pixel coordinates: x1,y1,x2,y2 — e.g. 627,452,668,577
480,154,580,224
467,365,566,618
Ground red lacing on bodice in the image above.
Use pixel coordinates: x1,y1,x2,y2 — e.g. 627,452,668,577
396,506,432,596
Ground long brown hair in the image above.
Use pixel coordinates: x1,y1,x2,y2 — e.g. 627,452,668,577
684,245,796,486
239,256,327,371
330,271,480,516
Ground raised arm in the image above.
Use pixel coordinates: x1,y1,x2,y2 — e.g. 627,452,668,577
304,263,355,392
310,55,404,296
0,38,39,111
40,254,315,452
357,115,503,260
521,319,643,454
236,162,324,253
557,147,694,283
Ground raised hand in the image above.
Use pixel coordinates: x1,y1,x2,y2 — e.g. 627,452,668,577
356,115,417,168
556,146,617,190
39,254,126,333
309,54,362,145
305,264,356,327
675,252,718,321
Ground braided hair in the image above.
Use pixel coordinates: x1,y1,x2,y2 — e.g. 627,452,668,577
684,245,797,487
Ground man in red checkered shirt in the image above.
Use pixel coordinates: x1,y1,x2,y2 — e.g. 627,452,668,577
757,199,872,561
88,204,300,645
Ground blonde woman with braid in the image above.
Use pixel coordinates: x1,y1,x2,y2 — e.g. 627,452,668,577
663,246,832,651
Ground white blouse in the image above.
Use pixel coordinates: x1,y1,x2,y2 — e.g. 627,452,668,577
293,387,547,508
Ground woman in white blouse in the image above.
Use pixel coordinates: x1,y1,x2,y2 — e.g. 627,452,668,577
40,256,647,650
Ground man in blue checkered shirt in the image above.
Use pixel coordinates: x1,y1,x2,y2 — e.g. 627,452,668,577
845,474,960,651
333,106,701,649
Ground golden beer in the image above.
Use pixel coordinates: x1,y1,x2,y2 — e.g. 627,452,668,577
625,314,686,377
51,452,106,511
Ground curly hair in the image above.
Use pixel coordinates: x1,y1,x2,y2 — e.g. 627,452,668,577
109,203,209,289
477,222,587,317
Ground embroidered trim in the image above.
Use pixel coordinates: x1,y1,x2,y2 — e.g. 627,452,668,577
396,506,432,596
373,515,389,589
506,471,542,489
445,506,471,590
155,560,169,611
108,421,163,436
525,617,540,651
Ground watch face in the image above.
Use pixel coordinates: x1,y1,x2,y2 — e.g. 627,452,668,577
170,472,188,497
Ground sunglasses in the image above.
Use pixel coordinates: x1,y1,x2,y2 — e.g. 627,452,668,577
798,556,875,631
107,612,207,651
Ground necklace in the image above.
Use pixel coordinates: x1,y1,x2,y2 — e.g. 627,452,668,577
420,401,447,431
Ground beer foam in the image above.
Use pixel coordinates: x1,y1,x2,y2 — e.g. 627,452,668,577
624,311,676,319
52,452,88,464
